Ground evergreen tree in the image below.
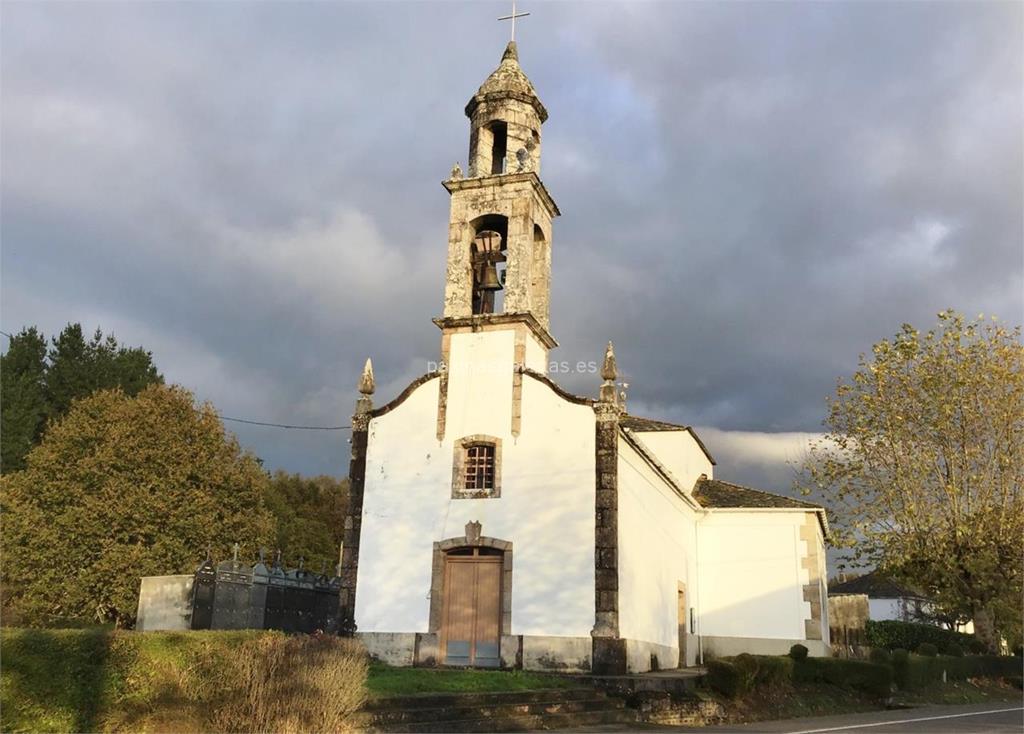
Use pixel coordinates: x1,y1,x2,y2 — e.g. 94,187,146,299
263,471,349,573
0,328,49,473
0,323,163,473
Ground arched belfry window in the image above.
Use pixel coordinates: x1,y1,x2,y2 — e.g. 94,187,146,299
488,121,508,175
470,215,508,315
452,435,502,499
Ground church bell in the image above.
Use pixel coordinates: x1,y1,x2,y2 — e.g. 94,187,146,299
477,261,503,291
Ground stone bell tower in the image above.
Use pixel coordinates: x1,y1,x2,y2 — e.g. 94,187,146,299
437,41,560,351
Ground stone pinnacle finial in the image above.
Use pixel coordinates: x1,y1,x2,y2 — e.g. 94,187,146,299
358,358,375,396
502,41,519,63
601,341,617,382
599,341,620,406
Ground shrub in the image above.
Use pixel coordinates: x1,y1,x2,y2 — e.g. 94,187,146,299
0,629,369,734
1014,644,1023,657
213,633,367,733
793,657,892,698
789,643,809,661
968,638,987,655
753,655,794,688
868,647,891,664
944,643,964,657
917,643,938,657
706,660,745,698
891,648,910,689
865,620,974,654
732,653,760,691
891,653,1021,690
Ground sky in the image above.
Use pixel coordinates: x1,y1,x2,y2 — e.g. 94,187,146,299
2,0,1022,499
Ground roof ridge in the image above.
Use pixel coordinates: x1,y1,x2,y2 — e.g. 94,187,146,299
695,477,822,509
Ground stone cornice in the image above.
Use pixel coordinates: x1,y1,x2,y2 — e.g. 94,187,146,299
433,313,558,349
520,368,595,406
368,371,441,419
443,172,560,218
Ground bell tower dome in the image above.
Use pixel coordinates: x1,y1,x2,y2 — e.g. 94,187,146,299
466,41,547,178
437,41,560,354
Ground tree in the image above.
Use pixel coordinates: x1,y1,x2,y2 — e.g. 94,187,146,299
46,324,162,418
0,323,162,473
0,384,274,628
801,311,1023,652
0,328,48,473
263,471,349,573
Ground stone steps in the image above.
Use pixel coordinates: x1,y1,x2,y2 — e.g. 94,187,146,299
365,688,637,733
365,687,602,711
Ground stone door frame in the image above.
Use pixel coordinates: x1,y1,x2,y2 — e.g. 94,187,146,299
428,528,513,650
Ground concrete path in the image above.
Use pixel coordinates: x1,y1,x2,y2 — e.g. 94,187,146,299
563,702,1023,733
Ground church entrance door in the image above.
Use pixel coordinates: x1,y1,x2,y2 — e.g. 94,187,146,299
440,549,502,668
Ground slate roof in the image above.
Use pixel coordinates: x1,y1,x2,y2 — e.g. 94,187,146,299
829,571,927,600
693,478,823,510
620,415,717,465
620,415,688,432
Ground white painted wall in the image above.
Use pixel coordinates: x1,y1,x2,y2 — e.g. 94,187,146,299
356,328,597,638
522,330,547,371
617,436,701,668
697,511,811,640
629,430,714,490
868,598,905,622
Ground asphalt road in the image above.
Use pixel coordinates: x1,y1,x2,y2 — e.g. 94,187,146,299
668,703,1024,733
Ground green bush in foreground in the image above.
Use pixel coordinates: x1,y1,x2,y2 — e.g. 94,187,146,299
917,643,938,657
944,643,964,657
789,643,809,661
793,658,893,699
753,655,794,687
0,628,367,733
706,660,744,698
893,653,1022,690
869,647,891,664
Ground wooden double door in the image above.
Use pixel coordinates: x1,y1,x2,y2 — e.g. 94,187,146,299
440,549,502,668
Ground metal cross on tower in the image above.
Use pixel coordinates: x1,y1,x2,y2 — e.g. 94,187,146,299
498,0,530,42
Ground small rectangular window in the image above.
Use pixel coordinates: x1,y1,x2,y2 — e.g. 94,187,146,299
464,444,495,490
452,436,501,499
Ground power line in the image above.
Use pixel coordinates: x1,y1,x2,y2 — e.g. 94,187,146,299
217,415,350,431
3,327,350,431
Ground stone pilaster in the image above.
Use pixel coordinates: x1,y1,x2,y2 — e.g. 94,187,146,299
339,360,373,636
591,342,626,674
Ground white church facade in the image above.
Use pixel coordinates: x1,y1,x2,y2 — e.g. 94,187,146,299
338,42,830,674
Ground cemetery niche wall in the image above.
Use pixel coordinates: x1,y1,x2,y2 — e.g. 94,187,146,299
135,547,342,634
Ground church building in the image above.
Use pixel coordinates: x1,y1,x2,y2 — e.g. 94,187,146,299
339,41,830,674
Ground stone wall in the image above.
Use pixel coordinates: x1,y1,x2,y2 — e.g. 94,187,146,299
136,575,193,631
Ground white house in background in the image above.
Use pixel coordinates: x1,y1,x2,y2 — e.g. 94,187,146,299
829,572,974,634
335,41,831,674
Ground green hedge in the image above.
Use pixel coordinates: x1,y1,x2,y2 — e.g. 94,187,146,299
706,660,744,698
793,657,893,698
865,620,973,653
892,653,1022,690
706,649,1018,699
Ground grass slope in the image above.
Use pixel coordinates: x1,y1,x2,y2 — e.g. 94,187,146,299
367,662,576,699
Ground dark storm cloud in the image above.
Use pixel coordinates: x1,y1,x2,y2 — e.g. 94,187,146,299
2,1,1021,487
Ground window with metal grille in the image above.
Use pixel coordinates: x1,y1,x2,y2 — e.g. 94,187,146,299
464,444,496,490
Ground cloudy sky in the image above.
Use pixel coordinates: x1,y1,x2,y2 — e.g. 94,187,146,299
2,1,1021,497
